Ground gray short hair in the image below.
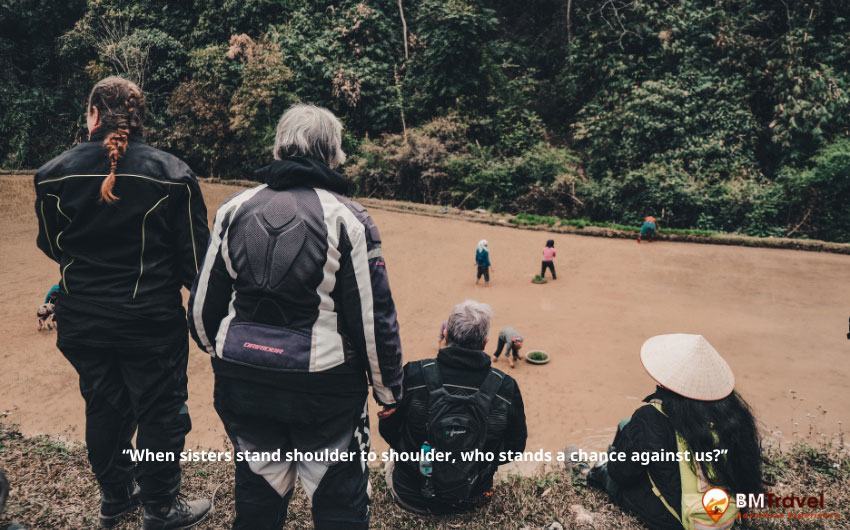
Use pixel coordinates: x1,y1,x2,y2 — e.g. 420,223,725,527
446,300,493,350
272,104,347,168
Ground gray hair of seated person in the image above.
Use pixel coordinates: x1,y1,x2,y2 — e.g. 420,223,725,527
272,103,347,168
446,300,493,350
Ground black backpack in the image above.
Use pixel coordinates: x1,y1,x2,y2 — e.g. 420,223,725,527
422,362,504,503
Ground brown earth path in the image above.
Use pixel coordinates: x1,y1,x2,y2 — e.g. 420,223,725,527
2,175,849,464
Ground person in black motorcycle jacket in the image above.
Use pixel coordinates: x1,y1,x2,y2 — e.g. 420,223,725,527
34,76,212,530
188,104,404,529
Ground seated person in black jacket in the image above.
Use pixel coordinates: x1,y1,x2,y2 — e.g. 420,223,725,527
586,334,763,530
379,300,527,514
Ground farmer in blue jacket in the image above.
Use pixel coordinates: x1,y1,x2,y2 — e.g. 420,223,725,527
475,239,491,286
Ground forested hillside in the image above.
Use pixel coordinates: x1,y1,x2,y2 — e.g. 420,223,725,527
2,1,850,240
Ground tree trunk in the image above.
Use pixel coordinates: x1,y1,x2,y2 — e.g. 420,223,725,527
397,0,409,60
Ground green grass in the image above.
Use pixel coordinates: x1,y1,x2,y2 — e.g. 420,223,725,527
510,213,717,237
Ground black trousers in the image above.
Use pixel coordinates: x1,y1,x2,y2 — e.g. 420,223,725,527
541,260,556,279
61,338,191,507
214,373,370,530
493,337,518,360
476,266,490,282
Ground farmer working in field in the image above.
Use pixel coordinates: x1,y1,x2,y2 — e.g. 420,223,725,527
37,283,62,331
492,326,524,368
189,104,404,529
379,300,527,514
583,334,763,530
475,239,491,286
35,76,211,529
541,239,557,280
437,320,448,349
637,215,658,243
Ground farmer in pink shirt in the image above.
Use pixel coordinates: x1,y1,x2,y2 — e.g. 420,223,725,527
541,239,557,280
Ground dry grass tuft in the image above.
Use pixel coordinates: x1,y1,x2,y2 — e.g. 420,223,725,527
1,421,848,529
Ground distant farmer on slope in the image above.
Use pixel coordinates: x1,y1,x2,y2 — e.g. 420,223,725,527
475,239,491,286
541,239,557,280
637,216,657,243
492,326,524,368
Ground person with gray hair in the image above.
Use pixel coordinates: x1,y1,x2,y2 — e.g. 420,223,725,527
272,103,347,167
379,300,527,514
445,299,493,349
189,103,404,529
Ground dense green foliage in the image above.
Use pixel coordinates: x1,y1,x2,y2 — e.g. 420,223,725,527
2,0,850,240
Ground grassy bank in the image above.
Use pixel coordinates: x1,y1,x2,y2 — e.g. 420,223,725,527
204,176,850,254
360,200,850,255
511,213,717,238
1,422,847,529
7,172,850,254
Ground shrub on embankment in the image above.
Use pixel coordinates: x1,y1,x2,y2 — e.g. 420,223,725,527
1,422,848,529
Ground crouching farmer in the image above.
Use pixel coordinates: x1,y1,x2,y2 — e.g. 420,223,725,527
189,104,404,529
586,334,763,530
379,300,527,514
492,326,524,368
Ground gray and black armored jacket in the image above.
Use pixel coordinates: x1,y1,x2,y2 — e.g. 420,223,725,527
188,157,404,406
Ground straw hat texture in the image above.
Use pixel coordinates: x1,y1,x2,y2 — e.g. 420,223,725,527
640,334,735,401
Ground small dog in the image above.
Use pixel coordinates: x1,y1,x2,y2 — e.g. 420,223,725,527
37,303,56,331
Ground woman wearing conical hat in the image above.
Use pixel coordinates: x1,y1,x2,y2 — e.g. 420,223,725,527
585,334,763,530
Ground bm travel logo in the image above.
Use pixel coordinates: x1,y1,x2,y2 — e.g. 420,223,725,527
701,488,841,522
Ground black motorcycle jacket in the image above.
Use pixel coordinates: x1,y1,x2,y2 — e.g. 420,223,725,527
188,156,404,406
34,130,210,347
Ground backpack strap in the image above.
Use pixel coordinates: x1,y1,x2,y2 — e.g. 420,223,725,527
645,400,686,527
422,361,443,392
475,370,505,414
647,471,684,527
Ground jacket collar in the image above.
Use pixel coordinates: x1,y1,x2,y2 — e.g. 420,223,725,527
643,386,665,403
87,128,143,144
437,345,492,371
254,156,351,194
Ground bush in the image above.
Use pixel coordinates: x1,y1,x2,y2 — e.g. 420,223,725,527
346,115,468,203
166,34,292,177
775,139,850,242
348,116,581,213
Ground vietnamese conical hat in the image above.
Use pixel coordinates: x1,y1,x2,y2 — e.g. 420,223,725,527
640,334,735,401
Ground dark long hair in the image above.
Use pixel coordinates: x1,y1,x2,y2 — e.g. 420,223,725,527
546,239,555,248
87,76,145,203
656,386,763,495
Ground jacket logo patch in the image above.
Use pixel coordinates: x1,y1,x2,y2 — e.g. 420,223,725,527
242,341,284,355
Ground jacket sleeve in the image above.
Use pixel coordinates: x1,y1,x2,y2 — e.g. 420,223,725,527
500,381,528,461
34,176,63,264
188,204,234,354
338,207,404,407
172,175,210,289
378,362,415,448
607,404,664,486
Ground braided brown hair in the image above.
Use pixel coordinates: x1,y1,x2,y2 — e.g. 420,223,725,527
87,76,145,203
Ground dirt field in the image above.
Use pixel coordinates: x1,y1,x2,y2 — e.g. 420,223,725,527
2,175,849,463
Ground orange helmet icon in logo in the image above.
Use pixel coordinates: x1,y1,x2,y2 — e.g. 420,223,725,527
702,487,730,522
